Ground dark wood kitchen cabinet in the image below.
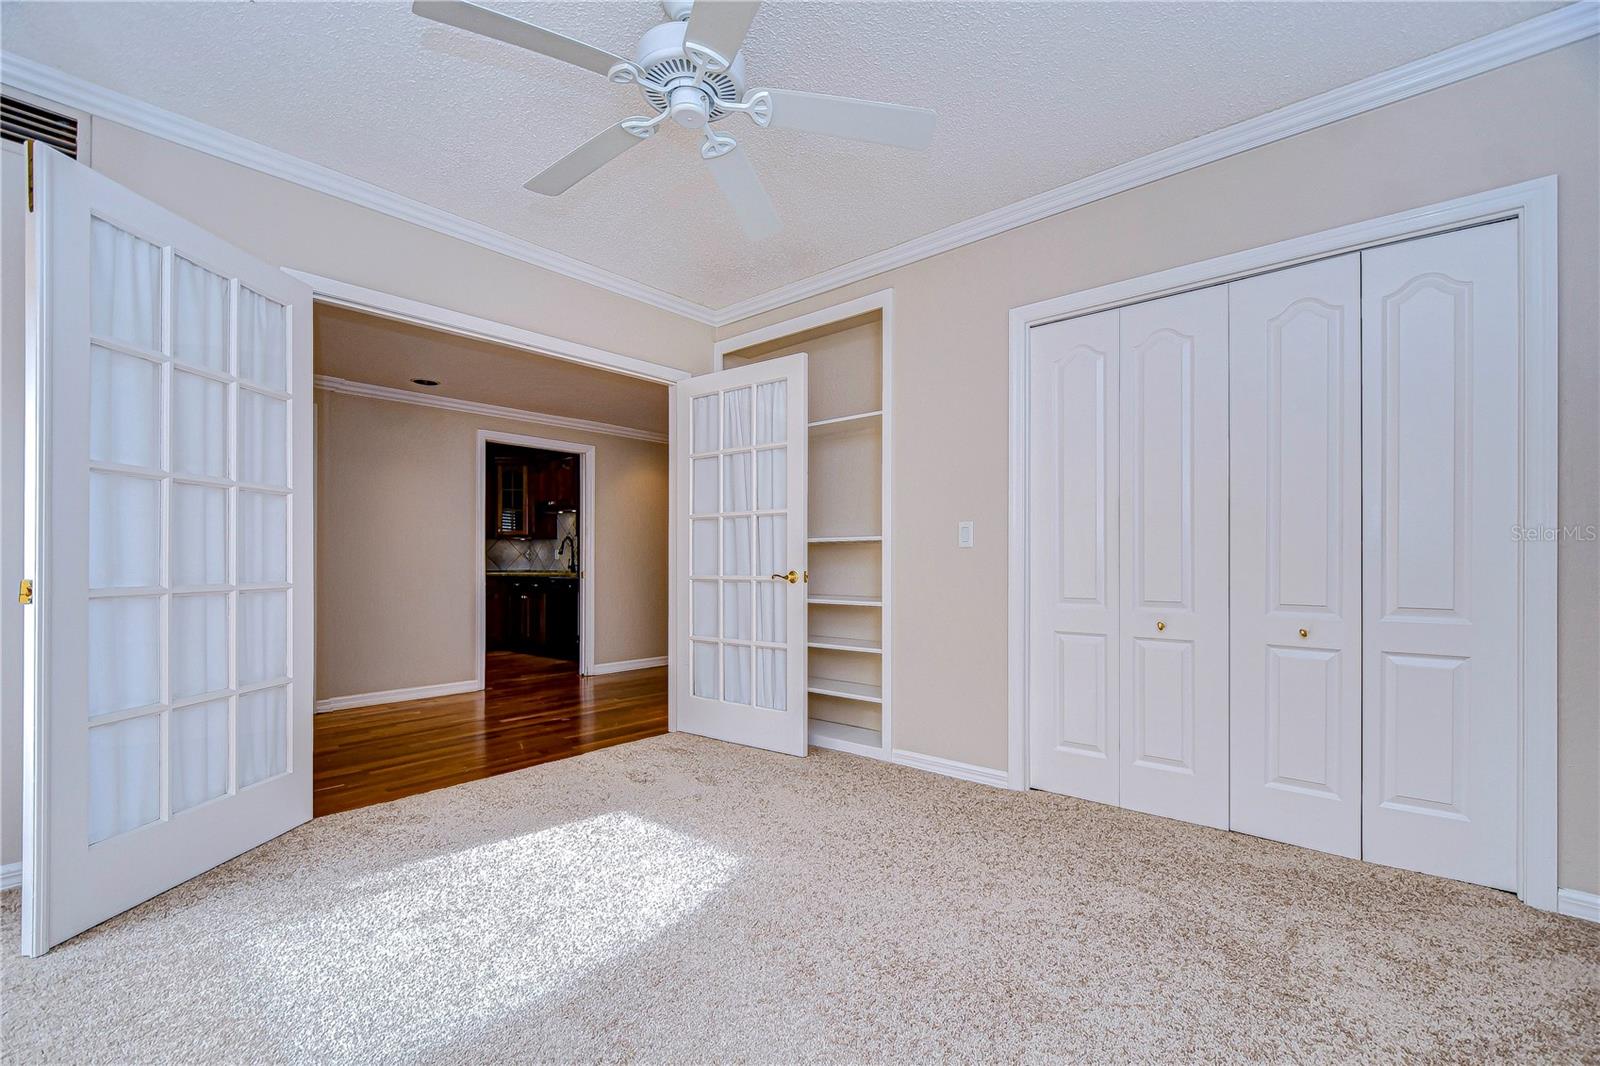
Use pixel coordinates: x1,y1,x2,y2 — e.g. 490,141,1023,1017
487,446,578,539
486,575,579,661
531,453,578,538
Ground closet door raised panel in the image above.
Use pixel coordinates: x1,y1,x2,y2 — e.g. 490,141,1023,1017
1027,309,1119,803
1117,287,1230,829
1228,254,1362,857
1360,222,1520,890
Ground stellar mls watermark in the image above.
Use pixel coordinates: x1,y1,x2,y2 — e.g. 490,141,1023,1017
1511,524,1598,542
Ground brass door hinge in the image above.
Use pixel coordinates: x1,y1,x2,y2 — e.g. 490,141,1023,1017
18,578,34,605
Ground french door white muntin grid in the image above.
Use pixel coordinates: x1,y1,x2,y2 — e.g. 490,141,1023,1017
85,211,295,846
688,378,792,713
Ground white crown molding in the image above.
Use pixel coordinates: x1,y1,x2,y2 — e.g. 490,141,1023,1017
710,3,1599,326
314,374,667,443
0,51,721,325
4,4,1594,329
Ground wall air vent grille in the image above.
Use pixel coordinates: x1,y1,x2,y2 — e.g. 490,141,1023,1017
1,95,78,158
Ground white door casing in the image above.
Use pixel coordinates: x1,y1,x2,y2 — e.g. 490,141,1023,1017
1360,221,1521,890
1117,286,1230,829
22,147,314,954
1228,254,1362,857
671,353,809,756
1027,308,1121,804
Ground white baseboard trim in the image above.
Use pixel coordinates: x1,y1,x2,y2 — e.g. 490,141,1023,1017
0,862,19,891
588,656,668,675
1557,888,1600,923
891,748,1010,789
314,679,482,713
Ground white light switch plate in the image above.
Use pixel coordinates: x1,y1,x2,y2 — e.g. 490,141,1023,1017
957,521,974,548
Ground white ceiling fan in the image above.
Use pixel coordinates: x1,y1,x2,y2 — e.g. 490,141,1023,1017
413,0,937,239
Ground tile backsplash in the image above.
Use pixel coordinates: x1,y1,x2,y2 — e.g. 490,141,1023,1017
487,511,579,572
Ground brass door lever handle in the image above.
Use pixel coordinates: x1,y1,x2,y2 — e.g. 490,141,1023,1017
771,570,799,584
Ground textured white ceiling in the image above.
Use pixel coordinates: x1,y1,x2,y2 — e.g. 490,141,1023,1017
1,1,1561,311
315,304,668,433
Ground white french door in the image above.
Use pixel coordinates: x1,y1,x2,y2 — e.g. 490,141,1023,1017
1027,308,1121,805
1228,254,1362,857
1117,287,1230,830
671,353,809,756
1360,222,1520,890
21,147,314,954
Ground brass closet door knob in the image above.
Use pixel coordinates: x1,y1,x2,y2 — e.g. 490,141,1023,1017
1299,628,1310,639
1156,620,1166,632
771,570,799,584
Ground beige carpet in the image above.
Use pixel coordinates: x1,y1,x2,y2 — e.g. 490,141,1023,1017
2,734,1596,1064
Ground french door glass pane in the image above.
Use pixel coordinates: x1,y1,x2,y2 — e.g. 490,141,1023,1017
88,714,161,844
691,457,719,514
238,288,288,392
171,483,227,587
170,699,229,814
756,583,784,643
170,593,229,699
692,395,719,453
173,258,230,372
89,345,160,469
724,451,752,512
237,491,288,585
237,686,288,788
237,590,288,685
238,389,288,487
90,218,161,351
724,387,752,447
723,644,751,704
755,648,786,711
87,597,161,717
692,641,718,699
722,516,751,575
755,448,786,510
755,380,786,445
756,515,786,575
171,370,229,479
691,580,719,638
722,581,752,640
89,472,161,588
691,518,719,577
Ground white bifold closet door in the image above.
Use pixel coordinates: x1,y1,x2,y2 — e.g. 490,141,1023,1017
1117,287,1230,830
22,148,313,955
1360,222,1521,890
1027,308,1121,804
1228,254,1362,857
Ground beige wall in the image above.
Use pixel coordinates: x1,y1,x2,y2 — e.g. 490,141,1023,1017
720,42,1600,893
315,390,667,700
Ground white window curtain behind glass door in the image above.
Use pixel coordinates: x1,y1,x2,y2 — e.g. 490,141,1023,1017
87,215,292,845
690,380,789,708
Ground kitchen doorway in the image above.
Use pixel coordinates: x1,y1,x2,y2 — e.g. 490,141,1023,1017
479,432,594,677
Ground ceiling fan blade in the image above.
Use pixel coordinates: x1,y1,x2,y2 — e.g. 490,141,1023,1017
705,145,779,240
757,88,936,149
413,1,629,77
684,0,761,65
525,124,644,195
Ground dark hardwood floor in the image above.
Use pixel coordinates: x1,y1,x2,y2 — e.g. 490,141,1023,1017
312,651,668,817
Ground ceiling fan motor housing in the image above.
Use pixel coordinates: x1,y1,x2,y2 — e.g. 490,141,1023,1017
636,19,745,127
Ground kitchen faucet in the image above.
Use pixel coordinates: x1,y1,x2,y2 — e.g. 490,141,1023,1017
559,534,578,572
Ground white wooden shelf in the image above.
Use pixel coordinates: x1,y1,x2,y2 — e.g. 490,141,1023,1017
808,594,883,607
807,677,883,704
807,718,884,758
808,535,883,543
807,634,883,654
808,410,883,437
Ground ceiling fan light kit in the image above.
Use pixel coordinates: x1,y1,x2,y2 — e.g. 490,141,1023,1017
413,0,937,238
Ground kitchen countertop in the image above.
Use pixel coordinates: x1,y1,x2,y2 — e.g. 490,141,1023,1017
486,570,578,578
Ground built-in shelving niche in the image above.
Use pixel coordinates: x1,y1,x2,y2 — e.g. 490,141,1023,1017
719,308,888,759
